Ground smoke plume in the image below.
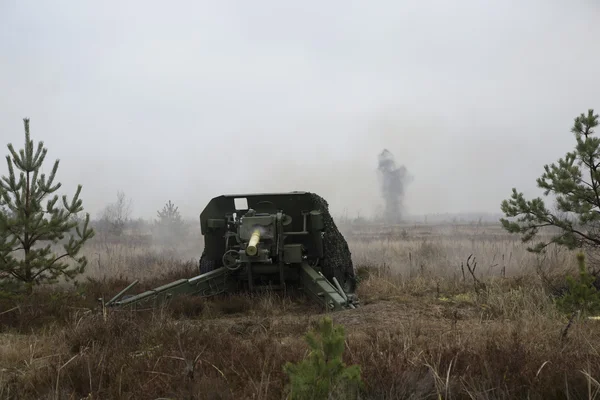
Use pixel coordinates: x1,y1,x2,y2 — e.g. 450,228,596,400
377,149,410,222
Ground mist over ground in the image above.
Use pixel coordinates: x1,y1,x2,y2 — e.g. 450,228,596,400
1,0,599,221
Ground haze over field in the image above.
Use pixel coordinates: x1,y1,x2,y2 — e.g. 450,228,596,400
1,0,599,220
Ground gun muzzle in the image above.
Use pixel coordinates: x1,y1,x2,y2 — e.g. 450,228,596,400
246,229,260,256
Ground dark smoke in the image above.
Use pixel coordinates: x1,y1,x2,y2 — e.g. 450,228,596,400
377,149,410,222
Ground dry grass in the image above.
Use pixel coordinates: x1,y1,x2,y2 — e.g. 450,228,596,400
1,222,599,399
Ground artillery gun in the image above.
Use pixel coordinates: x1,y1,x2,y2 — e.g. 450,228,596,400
106,192,359,311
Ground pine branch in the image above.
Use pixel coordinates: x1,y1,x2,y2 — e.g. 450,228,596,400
29,253,71,281
501,109,600,255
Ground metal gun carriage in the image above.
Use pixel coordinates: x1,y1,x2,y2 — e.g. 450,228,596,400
105,192,359,311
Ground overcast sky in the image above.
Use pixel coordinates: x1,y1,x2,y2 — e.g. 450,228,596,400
1,0,599,220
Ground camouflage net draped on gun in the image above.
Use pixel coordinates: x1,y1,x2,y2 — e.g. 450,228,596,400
199,192,356,292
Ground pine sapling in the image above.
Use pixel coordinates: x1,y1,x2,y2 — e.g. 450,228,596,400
284,316,363,400
555,252,600,317
154,200,188,246
500,109,600,255
0,118,95,294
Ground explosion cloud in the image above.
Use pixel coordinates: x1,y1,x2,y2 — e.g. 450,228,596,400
377,149,410,222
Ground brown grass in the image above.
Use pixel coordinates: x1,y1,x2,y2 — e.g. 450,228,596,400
1,223,599,399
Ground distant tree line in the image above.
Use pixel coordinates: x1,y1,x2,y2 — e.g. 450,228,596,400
89,191,196,245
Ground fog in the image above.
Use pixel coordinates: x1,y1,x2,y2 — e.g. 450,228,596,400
1,0,599,220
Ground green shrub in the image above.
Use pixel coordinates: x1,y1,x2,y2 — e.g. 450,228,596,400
284,316,363,399
555,252,600,317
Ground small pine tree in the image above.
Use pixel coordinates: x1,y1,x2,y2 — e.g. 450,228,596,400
284,317,363,400
0,118,94,294
156,200,182,225
500,109,600,257
154,200,187,246
555,253,600,317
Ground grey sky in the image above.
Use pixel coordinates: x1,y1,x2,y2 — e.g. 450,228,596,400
1,0,599,220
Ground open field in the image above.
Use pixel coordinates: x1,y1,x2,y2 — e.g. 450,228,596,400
1,222,599,399
4,1,600,398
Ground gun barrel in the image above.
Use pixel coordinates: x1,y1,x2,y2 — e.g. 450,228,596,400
246,228,260,256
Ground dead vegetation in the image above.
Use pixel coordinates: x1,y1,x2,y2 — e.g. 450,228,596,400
1,224,599,399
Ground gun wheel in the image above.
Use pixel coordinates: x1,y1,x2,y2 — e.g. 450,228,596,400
222,249,240,270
